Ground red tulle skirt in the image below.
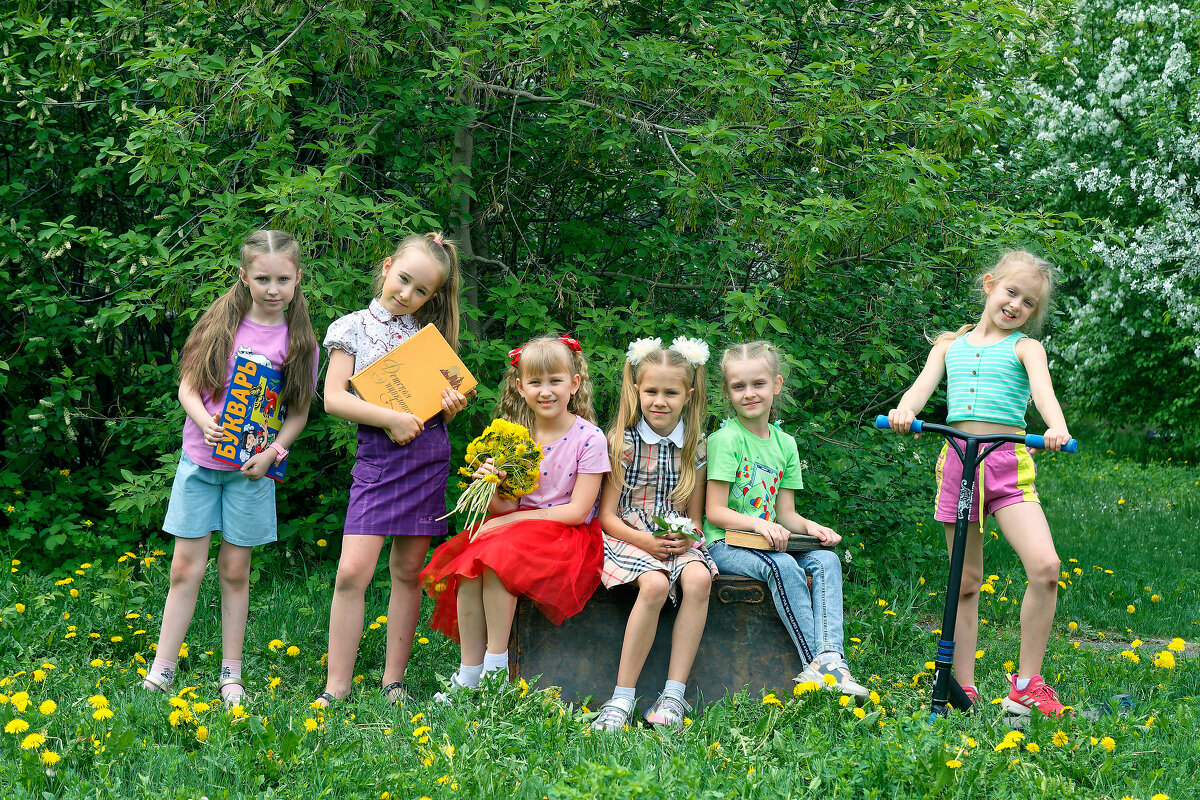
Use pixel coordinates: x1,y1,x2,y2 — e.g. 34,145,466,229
420,516,603,641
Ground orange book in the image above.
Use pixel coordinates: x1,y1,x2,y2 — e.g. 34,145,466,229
349,324,478,421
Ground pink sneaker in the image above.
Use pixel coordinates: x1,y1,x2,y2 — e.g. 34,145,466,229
1001,674,1071,717
962,685,981,704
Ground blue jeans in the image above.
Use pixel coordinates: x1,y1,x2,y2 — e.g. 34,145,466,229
707,540,846,664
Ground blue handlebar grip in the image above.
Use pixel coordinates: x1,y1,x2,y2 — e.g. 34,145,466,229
1024,435,1079,453
874,415,922,434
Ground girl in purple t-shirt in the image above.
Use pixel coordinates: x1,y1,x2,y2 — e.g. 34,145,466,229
143,230,318,707
421,335,609,697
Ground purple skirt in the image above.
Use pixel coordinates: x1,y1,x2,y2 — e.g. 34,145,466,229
343,421,450,536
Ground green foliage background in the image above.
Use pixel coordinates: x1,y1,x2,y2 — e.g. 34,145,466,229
2,0,1099,573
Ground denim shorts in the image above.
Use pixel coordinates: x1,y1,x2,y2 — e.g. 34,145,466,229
162,452,277,547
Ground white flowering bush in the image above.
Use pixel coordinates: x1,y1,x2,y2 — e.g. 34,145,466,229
1019,1,1200,429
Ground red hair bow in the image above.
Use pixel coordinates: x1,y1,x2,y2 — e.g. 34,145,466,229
557,335,583,352
507,347,524,367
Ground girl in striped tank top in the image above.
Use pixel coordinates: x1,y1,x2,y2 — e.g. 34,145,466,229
887,251,1074,718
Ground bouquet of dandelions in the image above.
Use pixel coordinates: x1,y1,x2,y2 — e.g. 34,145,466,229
652,512,703,546
440,419,542,540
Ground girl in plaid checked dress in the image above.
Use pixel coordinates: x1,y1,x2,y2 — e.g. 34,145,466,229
591,337,717,732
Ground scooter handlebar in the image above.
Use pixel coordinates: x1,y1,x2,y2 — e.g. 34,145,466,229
874,415,1077,453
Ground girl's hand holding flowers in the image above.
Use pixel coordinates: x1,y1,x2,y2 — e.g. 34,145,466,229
441,419,541,539
650,513,702,559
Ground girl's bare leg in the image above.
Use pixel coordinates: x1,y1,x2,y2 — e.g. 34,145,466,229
993,502,1060,679
216,541,253,663
381,536,431,687
481,567,518,655
666,562,711,684
457,576,486,666
615,571,670,687
320,535,386,701
146,535,212,686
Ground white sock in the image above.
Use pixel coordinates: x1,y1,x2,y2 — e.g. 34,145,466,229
609,686,636,712
818,650,843,665
1015,676,1032,691
663,680,686,700
482,650,509,674
148,657,177,685
457,662,484,689
219,659,243,700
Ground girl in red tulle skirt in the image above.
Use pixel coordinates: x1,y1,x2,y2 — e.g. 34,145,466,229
420,335,610,694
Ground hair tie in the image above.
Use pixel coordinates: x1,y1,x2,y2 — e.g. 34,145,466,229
557,335,583,353
431,232,445,247
626,337,663,366
669,336,709,366
507,346,523,367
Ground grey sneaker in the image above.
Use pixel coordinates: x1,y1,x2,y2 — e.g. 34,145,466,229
808,657,869,700
643,692,690,731
590,699,633,732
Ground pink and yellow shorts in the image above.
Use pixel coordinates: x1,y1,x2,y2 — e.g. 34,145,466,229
934,439,1039,523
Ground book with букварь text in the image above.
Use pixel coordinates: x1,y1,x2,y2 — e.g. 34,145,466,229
211,354,289,482
349,323,478,421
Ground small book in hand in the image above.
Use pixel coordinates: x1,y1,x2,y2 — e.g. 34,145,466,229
724,529,834,552
349,324,478,421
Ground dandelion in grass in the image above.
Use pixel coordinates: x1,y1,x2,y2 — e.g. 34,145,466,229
1153,651,1175,669
11,692,30,712
1127,605,1136,614
5,719,30,734
852,707,866,719
1168,638,1186,653
38,700,56,715
19,734,45,753
304,718,318,732
762,693,782,707
286,646,300,658
1025,742,1039,753
1099,736,1116,751
268,639,284,651
93,708,113,721
441,419,542,539
40,750,60,766
87,694,108,709
15,603,25,612
1151,793,1170,800
946,759,962,769
316,539,327,547
195,726,208,742
795,681,820,696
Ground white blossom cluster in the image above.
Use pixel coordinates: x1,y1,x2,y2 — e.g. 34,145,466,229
1023,0,1200,381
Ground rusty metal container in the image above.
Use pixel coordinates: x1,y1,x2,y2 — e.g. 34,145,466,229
509,575,803,709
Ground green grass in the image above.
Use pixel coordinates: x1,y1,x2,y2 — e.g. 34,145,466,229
1,450,1198,799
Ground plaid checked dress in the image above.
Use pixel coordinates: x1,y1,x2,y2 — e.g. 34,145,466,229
600,424,718,603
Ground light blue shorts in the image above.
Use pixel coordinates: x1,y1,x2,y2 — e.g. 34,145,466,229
162,452,277,547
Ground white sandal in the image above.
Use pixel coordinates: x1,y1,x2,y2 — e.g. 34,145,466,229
219,676,247,708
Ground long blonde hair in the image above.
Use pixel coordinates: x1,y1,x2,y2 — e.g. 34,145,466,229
179,229,317,409
374,232,462,351
719,340,786,422
495,337,596,432
607,347,707,507
932,251,1056,344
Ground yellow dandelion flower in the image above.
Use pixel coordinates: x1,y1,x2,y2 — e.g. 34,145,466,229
852,707,866,719
15,603,25,613
92,708,113,721
838,695,850,707
317,539,327,547
1068,621,1078,630
794,681,820,695
1127,605,1136,613
762,693,782,707
87,694,108,709
1168,638,1186,653
304,718,318,732
20,732,46,750
1099,737,1116,751
11,692,30,712
40,750,61,766
193,702,210,713
1151,793,1169,800
1154,651,1175,669
195,726,208,742
286,646,300,658
946,759,962,769
38,700,56,715
5,718,30,734
267,639,284,651
1026,743,1039,753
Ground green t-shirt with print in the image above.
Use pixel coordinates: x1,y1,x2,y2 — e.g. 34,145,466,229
702,417,804,545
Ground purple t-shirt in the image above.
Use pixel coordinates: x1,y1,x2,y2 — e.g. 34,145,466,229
181,317,317,470
518,416,611,523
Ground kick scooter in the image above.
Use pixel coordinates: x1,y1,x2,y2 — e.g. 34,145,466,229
874,415,1077,718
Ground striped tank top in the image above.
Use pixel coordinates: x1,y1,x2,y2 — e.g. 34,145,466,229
944,331,1030,427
